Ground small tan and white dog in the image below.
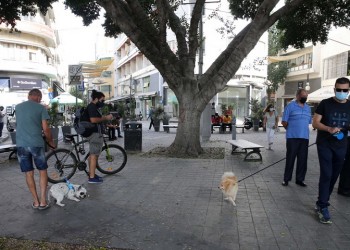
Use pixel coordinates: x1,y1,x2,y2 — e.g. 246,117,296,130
48,182,87,207
219,172,238,206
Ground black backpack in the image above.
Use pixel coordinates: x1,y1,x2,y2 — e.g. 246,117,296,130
73,107,95,137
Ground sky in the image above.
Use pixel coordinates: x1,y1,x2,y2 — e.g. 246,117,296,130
52,1,109,79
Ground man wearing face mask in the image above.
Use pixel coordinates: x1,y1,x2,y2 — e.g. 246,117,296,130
312,77,350,224
281,88,312,188
86,90,113,184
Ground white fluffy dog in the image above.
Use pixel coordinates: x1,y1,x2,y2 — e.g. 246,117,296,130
219,172,238,206
49,182,87,207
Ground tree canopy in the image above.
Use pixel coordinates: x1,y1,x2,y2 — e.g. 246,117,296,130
2,0,350,156
267,24,288,95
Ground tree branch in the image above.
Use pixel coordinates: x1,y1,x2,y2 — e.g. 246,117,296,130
156,0,168,48
199,0,304,96
188,0,205,61
163,0,189,62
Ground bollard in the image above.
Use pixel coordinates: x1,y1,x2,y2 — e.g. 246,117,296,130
231,116,236,140
232,125,236,140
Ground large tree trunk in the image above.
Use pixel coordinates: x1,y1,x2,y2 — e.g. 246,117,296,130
168,107,202,156
167,89,207,157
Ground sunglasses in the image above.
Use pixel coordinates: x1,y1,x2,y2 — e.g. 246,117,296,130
335,88,349,93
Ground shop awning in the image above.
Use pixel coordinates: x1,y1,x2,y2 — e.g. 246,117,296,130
51,92,83,104
80,57,114,79
52,81,65,92
307,86,334,103
135,91,157,99
105,96,129,103
281,95,295,99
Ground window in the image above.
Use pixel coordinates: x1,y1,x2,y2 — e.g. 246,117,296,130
323,51,348,80
101,71,112,78
100,85,111,92
29,52,36,61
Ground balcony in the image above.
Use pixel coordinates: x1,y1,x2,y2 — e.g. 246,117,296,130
0,21,57,48
0,58,58,79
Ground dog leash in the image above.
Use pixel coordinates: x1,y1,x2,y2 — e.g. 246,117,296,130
237,131,345,183
237,141,317,183
238,131,344,182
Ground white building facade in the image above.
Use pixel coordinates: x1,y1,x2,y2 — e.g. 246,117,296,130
0,8,61,108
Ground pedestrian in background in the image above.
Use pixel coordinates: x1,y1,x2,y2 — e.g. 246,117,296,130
15,89,55,210
0,106,4,138
281,89,312,187
148,106,154,130
313,77,350,224
263,104,278,150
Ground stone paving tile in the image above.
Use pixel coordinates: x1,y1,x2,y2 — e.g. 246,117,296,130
0,122,350,249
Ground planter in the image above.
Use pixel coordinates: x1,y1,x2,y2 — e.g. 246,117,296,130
162,119,169,132
153,120,160,132
121,118,127,132
61,126,72,143
253,119,260,131
10,131,16,144
48,127,59,150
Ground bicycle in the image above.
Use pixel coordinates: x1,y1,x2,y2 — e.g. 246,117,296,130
46,133,127,183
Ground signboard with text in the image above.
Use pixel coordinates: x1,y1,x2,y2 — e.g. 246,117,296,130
10,77,42,89
68,64,83,85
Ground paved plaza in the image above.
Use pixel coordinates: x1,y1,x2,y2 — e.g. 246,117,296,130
0,120,350,249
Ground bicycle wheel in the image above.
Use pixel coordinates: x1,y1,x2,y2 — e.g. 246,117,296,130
96,144,127,175
46,148,78,183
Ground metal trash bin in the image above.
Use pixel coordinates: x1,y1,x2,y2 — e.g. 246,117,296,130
124,121,142,151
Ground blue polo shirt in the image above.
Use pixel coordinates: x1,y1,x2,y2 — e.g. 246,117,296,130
282,100,312,139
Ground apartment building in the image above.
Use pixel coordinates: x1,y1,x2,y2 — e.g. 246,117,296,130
272,27,350,113
0,8,61,108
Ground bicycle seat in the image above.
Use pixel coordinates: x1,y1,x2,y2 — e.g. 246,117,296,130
64,134,79,140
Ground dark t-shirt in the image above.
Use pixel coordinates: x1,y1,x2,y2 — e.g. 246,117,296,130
86,102,102,133
315,97,350,145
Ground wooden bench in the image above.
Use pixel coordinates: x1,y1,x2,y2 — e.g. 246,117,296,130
0,144,17,160
227,139,264,162
212,124,245,134
163,124,178,133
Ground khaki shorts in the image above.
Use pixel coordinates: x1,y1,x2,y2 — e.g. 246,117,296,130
87,132,103,155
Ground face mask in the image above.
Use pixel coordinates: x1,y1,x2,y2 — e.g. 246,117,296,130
299,97,307,104
96,100,105,108
269,108,274,112
335,91,348,101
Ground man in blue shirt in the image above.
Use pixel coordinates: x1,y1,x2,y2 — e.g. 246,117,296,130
281,89,312,187
16,89,55,210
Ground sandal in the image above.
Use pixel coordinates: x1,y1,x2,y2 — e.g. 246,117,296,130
38,204,50,210
32,203,39,209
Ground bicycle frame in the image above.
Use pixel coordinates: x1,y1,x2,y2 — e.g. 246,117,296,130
47,133,127,183
51,134,113,166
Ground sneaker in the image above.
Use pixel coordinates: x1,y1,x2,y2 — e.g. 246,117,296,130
118,135,123,138
88,176,103,184
93,174,103,182
317,207,332,224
